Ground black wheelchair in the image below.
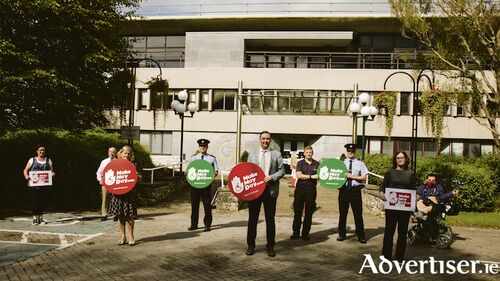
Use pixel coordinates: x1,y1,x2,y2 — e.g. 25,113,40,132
407,180,462,249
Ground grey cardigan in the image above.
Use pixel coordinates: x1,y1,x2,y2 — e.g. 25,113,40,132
247,148,285,198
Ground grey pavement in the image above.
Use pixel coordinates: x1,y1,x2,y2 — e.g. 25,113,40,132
1,181,499,280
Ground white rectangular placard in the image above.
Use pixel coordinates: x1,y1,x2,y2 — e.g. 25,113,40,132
29,171,53,187
384,187,416,211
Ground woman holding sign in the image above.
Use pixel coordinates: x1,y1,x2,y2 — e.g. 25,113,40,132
23,144,55,225
108,146,140,246
379,151,416,262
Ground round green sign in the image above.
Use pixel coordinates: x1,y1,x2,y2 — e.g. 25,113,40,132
186,159,215,188
317,158,348,189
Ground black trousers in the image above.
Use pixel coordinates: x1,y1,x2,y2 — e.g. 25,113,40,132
337,187,365,238
31,188,48,216
382,209,411,261
190,185,212,228
292,187,317,237
247,188,277,248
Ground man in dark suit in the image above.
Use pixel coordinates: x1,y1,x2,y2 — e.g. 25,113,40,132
245,131,285,257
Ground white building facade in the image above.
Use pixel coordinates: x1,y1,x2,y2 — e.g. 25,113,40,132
115,0,497,172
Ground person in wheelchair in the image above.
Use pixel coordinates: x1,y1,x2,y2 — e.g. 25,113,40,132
416,174,459,220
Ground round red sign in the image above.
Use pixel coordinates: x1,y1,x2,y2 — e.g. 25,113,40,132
102,159,138,195
228,162,266,201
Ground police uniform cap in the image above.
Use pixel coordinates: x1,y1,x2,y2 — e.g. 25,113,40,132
197,139,210,146
344,143,356,150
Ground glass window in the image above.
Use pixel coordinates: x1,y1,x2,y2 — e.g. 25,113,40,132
301,90,315,111
451,142,464,156
278,90,293,112
308,56,327,68
139,89,150,110
144,132,172,155
162,133,172,154
200,90,209,111
398,140,411,152
151,133,163,154
213,90,225,110
284,55,296,68
382,140,394,155
468,143,481,157
147,36,166,48
166,36,185,48
267,55,283,68
140,132,150,152
247,55,265,68
372,35,393,51
481,144,493,155
283,141,292,151
317,91,330,112
249,90,262,111
263,90,275,111
400,92,410,115
297,56,308,68
128,37,146,48
369,139,381,154
423,141,436,156
212,89,236,110
440,141,451,155
225,91,236,110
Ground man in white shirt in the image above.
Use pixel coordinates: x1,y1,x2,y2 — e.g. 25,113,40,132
96,147,116,221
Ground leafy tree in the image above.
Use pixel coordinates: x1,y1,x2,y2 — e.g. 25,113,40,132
391,0,499,151
0,0,139,133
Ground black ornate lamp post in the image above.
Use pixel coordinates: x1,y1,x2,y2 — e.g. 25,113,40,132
383,69,434,170
171,90,197,173
349,92,379,160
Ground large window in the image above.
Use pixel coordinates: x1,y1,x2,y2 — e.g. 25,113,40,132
400,92,411,115
140,132,172,155
213,90,236,110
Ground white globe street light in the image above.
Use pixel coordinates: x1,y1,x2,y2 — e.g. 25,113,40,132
172,90,198,173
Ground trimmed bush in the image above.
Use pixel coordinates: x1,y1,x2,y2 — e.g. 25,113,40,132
0,129,153,211
364,154,392,186
364,154,497,212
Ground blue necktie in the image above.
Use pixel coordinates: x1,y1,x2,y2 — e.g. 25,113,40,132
201,155,204,160
347,160,352,188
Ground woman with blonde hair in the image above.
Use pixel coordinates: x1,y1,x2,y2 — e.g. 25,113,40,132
109,145,140,245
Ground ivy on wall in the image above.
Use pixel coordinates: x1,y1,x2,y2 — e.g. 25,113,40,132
420,89,452,152
374,91,397,139
146,76,170,129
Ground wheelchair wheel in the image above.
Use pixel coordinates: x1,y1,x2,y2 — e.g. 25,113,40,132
407,229,418,246
435,234,452,249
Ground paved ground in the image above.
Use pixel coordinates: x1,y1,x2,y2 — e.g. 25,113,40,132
1,181,499,280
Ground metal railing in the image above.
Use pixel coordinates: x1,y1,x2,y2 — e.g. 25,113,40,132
245,51,417,70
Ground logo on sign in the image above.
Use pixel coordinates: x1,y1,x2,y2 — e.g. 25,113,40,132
102,159,137,195
185,160,215,189
389,192,412,207
228,162,266,201
231,176,244,193
105,169,116,185
32,172,50,184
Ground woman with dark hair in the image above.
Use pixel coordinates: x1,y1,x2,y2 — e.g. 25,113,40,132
23,145,55,225
378,151,416,262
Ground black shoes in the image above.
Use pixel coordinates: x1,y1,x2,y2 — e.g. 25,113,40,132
113,216,118,221
188,226,197,231
337,235,346,241
203,226,211,232
266,246,276,257
302,235,310,241
290,234,300,240
245,246,255,256
100,216,107,221
358,238,367,244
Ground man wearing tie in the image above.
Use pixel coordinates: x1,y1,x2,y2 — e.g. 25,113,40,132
188,139,219,232
246,131,285,257
337,143,368,244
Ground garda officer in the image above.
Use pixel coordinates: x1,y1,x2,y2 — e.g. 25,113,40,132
337,143,368,244
188,138,219,232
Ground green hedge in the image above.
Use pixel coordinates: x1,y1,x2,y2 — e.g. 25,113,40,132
365,154,497,212
0,129,153,211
